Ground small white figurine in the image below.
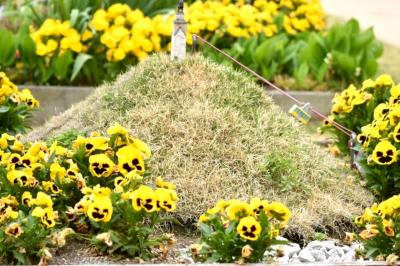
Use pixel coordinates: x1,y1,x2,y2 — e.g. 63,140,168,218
171,0,187,61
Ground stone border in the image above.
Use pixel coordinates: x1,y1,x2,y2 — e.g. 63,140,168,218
267,90,335,116
24,86,335,126
22,86,95,126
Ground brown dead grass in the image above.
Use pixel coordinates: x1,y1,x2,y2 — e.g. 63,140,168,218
28,54,373,240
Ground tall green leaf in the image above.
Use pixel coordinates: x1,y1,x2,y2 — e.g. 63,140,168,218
0,29,16,67
71,53,92,81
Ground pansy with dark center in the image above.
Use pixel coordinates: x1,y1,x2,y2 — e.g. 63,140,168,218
81,136,109,155
155,188,176,212
87,195,113,222
237,216,261,241
32,207,56,228
392,123,400,142
372,140,398,165
89,154,115,177
116,146,145,176
131,185,157,212
5,223,23,238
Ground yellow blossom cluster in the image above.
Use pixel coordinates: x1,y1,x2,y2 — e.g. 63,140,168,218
349,75,400,166
325,74,400,199
30,18,93,56
352,195,400,258
91,3,173,62
0,72,39,107
193,197,290,261
185,0,324,42
0,123,178,262
218,0,324,34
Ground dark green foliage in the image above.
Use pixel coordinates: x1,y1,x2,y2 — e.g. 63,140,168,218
219,19,383,90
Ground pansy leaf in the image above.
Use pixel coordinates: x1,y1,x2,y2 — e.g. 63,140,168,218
225,220,237,234
199,223,213,237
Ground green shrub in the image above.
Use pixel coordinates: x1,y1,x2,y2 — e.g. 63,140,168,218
0,123,178,263
225,19,383,90
353,195,400,259
192,198,290,263
0,72,39,134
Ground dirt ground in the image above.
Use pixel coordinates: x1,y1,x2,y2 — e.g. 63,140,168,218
50,234,197,265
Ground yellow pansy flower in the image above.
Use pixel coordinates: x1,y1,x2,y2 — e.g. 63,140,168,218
155,176,176,190
89,154,115,177
250,197,269,215
225,199,253,220
155,188,177,212
265,201,291,224
33,192,53,208
375,74,394,88
372,140,397,165
237,216,261,241
117,145,145,176
5,223,23,238
22,191,33,207
32,206,56,228
87,195,113,222
42,181,62,194
131,185,157,212
50,162,66,182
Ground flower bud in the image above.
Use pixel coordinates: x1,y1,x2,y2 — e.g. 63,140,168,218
241,245,253,258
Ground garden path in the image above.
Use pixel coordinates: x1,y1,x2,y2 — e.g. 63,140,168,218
322,0,400,47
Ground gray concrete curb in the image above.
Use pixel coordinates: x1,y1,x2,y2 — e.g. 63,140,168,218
24,86,335,127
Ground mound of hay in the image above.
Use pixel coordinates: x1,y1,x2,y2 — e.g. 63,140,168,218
28,54,372,240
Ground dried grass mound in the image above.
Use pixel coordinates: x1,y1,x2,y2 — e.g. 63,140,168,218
28,54,373,240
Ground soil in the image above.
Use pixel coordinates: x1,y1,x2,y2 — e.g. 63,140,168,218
50,234,197,265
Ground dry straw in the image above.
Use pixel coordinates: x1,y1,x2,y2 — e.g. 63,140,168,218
28,54,373,240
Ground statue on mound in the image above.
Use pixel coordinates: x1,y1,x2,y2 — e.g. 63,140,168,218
171,0,187,61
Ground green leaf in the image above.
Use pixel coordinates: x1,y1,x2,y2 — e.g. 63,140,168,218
71,53,92,81
294,62,309,85
225,220,237,234
53,50,73,80
199,223,213,237
332,51,356,77
364,59,378,77
316,62,329,82
0,29,16,67
346,18,361,35
18,34,37,66
0,106,10,113
370,41,384,58
354,28,374,51
12,250,27,264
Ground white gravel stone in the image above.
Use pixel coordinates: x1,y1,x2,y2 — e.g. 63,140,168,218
327,256,343,263
269,240,300,259
342,250,356,262
328,248,341,258
298,249,316,262
342,245,351,254
290,257,302,263
307,240,336,250
276,256,290,263
281,243,301,258
310,249,327,262
333,246,345,257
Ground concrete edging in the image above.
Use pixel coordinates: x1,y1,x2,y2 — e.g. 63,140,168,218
24,86,335,126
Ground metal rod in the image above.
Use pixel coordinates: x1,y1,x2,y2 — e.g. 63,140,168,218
192,34,355,138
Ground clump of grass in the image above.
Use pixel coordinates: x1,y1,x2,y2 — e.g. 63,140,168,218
28,54,373,240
